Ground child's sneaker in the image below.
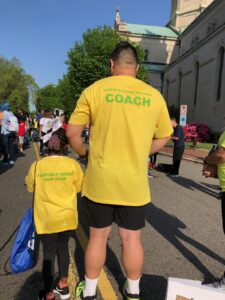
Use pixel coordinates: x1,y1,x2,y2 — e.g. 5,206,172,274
123,281,140,300
53,281,70,299
75,281,97,300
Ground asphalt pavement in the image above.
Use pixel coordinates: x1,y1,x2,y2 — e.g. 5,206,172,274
0,144,224,300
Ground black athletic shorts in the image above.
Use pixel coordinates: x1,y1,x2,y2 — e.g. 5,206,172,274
82,196,147,230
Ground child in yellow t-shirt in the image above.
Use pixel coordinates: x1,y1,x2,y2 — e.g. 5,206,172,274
26,128,84,300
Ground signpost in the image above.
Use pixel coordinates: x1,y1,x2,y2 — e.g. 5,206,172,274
179,105,188,127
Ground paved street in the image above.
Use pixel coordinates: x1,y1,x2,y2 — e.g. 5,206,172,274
0,144,225,300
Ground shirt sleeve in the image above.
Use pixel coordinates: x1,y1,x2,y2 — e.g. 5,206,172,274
154,98,173,139
219,132,225,148
174,126,181,139
25,161,37,193
74,163,84,193
69,91,91,125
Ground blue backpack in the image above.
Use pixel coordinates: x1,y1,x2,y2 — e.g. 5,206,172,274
10,207,37,273
9,162,38,274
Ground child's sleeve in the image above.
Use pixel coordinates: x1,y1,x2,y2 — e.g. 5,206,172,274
74,163,84,193
25,162,36,193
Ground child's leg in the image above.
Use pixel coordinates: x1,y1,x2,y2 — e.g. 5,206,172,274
57,231,71,286
40,234,57,293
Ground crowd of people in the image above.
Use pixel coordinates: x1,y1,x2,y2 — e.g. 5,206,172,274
0,106,69,165
1,42,225,300
0,104,34,165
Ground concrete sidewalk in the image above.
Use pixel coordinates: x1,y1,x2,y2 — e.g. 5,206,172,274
160,146,209,164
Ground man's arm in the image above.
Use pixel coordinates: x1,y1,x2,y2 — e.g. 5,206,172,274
150,137,171,155
66,124,87,156
205,147,225,165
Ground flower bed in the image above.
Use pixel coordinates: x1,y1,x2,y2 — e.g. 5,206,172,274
184,124,211,143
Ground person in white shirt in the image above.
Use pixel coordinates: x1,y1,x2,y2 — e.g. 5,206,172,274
39,110,53,155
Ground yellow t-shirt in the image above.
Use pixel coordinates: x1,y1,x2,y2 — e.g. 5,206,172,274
218,131,225,191
25,156,84,234
69,75,173,206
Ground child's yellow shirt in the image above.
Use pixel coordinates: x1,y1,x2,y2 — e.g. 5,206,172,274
25,156,84,234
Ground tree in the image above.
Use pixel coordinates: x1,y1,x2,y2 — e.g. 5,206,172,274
36,84,62,111
0,56,38,112
65,26,148,112
57,75,76,114
37,26,148,114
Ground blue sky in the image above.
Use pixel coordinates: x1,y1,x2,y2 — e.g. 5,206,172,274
0,0,171,87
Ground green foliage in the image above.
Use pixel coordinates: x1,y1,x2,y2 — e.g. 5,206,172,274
65,26,148,112
36,84,62,111
0,56,38,112
37,26,148,114
57,75,76,114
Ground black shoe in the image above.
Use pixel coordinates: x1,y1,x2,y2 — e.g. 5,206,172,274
53,282,70,300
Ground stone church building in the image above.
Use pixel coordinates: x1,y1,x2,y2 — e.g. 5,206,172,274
115,0,225,133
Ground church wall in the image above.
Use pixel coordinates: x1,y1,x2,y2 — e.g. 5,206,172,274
147,73,162,92
180,0,202,11
180,0,225,55
121,33,178,64
170,0,214,30
164,25,225,133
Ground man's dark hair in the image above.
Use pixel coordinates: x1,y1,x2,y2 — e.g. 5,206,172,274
110,42,138,65
171,117,178,123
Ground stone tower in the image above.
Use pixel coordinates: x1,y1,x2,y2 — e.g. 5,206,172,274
169,0,214,32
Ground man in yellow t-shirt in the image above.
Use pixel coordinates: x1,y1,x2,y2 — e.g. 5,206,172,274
203,131,225,287
67,42,173,300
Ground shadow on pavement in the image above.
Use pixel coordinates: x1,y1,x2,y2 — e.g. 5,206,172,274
0,148,28,175
146,204,225,282
105,245,125,288
14,271,42,300
141,274,167,300
168,176,219,198
0,163,13,175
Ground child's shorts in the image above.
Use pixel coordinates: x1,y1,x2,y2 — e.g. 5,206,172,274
19,136,24,144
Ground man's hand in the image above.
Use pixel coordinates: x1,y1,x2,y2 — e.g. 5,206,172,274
202,163,218,178
171,136,179,141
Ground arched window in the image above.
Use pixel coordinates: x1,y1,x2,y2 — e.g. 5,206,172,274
194,62,200,106
217,47,224,101
144,49,149,61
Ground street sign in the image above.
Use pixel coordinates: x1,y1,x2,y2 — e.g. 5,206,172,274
179,114,187,127
180,105,188,114
166,278,225,300
179,105,188,126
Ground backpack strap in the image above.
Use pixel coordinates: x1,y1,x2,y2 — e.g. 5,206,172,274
32,161,38,215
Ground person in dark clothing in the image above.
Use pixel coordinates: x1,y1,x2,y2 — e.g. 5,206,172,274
169,118,185,177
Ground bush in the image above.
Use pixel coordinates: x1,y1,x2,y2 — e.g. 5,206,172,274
184,124,211,142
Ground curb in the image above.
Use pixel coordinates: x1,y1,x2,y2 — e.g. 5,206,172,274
159,151,203,165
